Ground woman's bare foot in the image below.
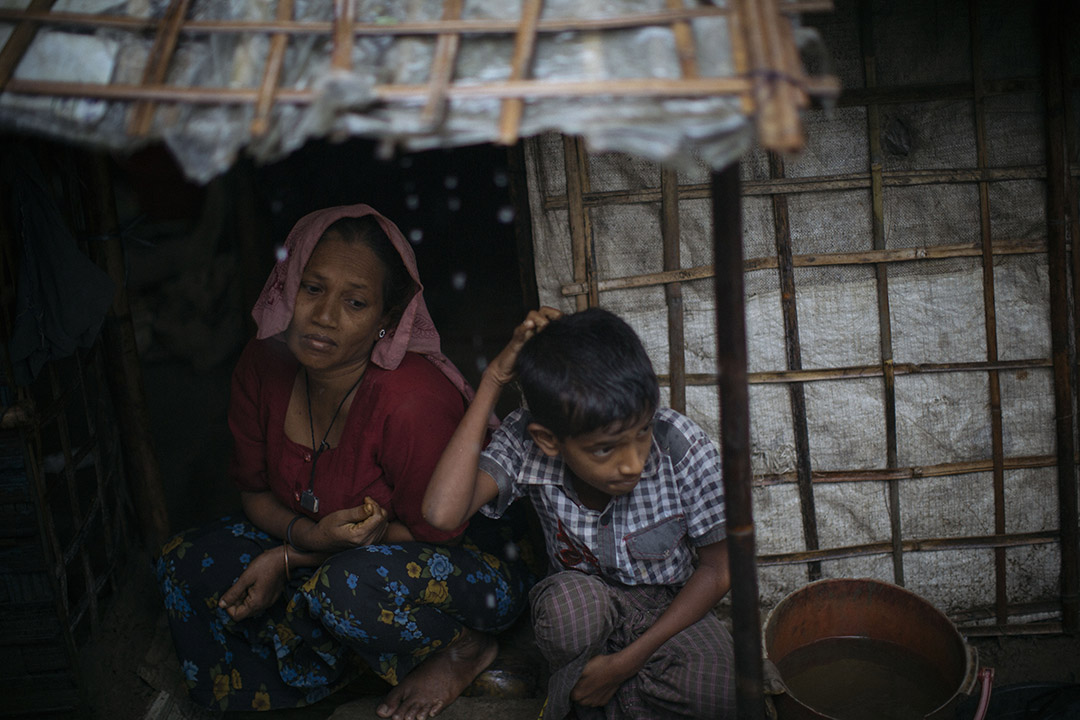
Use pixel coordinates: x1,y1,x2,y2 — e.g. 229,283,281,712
376,627,498,720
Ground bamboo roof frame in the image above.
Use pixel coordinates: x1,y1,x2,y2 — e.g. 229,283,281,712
0,0,840,176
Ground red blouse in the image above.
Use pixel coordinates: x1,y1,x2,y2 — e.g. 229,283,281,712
227,338,467,543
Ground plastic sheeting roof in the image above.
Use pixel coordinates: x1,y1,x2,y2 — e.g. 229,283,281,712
0,0,837,183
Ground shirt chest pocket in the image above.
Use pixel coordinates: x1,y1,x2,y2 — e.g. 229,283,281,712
624,514,686,561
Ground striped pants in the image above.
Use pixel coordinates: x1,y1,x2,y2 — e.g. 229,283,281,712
531,571,735,720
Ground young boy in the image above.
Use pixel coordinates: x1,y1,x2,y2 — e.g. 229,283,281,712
423,307,734,719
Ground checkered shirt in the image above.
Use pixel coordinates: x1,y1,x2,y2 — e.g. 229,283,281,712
478,407,726,586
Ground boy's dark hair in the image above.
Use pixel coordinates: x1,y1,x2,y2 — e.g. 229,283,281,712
515,308,659,439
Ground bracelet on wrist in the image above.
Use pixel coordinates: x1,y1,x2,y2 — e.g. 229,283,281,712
282,542,291,582
285,514,308,552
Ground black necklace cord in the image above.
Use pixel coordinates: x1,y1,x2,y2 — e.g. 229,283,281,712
304,368,365,494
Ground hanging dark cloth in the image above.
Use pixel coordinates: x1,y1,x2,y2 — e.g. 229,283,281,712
3,147,114,386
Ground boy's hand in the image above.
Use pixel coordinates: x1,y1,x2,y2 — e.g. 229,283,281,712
570,650,639,707
485,306,562,387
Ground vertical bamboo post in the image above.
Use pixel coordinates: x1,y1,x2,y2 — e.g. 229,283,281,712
1041,0,1079,633
250,0,294,137
661,168,686,413
420,0,464,129
769,151,820,581
562,135,598,310
508,140,540,312
713,162,765,720
498,0,544,145
858,0,904,586
968,0,1009,625
127,0,191,136
78,152,171,550
331,0,355,70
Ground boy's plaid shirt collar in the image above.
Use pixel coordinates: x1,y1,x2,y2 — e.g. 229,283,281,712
479,407,726,586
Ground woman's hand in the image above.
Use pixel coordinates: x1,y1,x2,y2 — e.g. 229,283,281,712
307,496,389,552
218,547,287,622
485,306,562,387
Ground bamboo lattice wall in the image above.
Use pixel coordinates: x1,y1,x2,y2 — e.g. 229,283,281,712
0,145,139,716
523,0,1079,634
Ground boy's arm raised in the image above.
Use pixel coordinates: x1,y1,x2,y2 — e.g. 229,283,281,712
571,539,732,708
423,307,562,531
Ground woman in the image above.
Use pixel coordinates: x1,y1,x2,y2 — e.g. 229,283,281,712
157,204,535,720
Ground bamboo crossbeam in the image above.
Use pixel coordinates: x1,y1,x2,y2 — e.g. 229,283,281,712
961,622,1063,637
752,454,1057,487
250,0,293,137
0,7,737,37
541,165,1056,210
654,356,1053,388
558,238,1049,297
953,600,1060,625
6,74,837,104
421,0,463,128
498,0,543,145
758,530,1059,566
127,0,191,136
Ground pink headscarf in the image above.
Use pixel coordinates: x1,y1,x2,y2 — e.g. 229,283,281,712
251,203,476,404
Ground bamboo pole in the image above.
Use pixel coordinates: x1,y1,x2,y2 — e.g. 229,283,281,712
127,0,191,136
769,151,820,581
712,162,765,720
563,136,598,310
420,0,464,129
77,152,171,550
1041,0,1080,633
498,0,543,145
661,168,686,414
859,0,904,587
331,0,355,71
968,0,1009,626
507,140,541,312
558,238,1051,297
251,0,294,137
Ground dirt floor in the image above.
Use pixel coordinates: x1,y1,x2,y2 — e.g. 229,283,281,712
78,547,1080,720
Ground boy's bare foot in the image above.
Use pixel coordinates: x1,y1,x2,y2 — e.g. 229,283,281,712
375,627,498,720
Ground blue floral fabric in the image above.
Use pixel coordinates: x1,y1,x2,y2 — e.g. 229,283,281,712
156,513,536,711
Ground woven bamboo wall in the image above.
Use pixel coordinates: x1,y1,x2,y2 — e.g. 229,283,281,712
0,146,137,716
523,0,1079,634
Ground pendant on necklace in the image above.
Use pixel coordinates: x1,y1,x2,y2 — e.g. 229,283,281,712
300,488,320,513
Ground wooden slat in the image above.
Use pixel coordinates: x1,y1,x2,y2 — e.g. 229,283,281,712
250,0,295,137
498,0,544,145
127,0,191,136
0,0,55,90
420,0,464,128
